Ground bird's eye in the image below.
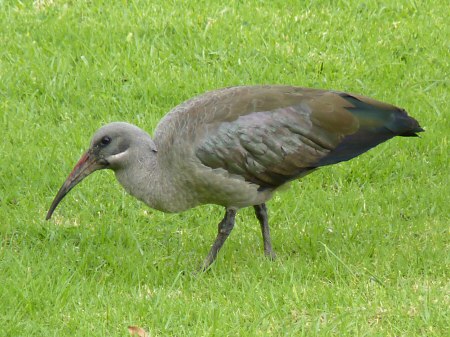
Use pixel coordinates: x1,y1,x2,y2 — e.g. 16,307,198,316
100,136,111,146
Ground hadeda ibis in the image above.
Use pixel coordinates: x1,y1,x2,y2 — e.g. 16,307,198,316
46,86,423,270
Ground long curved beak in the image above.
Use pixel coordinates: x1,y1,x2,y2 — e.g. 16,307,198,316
46,150,105,220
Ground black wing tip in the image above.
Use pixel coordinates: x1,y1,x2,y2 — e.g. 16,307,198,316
400,126,425,137
392,107,424,137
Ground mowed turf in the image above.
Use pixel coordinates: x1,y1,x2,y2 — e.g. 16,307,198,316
0,0,448,336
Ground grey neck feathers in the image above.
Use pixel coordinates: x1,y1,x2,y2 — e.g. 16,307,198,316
113,138,190,213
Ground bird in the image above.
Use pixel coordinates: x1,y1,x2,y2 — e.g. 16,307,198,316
46,85,423,270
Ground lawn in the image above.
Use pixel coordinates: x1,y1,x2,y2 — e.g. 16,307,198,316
0,0,448,336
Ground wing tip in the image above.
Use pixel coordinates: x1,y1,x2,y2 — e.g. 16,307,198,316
399,126,425,137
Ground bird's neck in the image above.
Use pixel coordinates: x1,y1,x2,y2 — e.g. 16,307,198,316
113,147,195,213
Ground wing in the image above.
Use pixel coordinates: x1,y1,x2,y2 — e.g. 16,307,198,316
155,86,422,190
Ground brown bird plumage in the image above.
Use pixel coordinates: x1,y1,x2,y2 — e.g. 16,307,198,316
46,86,423,270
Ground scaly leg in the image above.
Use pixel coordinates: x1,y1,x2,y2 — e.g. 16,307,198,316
254,203,276,260
201,208,237,271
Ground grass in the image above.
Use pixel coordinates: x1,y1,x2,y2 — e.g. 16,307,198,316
0,0,448,335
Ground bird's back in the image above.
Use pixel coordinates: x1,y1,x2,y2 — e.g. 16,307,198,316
152,86,422,207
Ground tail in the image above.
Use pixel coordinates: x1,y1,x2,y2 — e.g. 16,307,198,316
393,111,424,137
317,93,424,167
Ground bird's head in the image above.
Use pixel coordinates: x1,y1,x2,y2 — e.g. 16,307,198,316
45,122,156,220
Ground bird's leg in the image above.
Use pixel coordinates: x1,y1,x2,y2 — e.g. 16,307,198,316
254,203,276,260
201,208,237,271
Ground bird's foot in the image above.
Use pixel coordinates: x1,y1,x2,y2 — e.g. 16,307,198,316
265,250,277,261
198,256,214,273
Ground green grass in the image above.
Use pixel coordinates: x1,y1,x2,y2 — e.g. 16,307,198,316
1,0,448,336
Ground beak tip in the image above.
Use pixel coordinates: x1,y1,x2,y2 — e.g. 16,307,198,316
46,150,100,222
45,209,54,220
